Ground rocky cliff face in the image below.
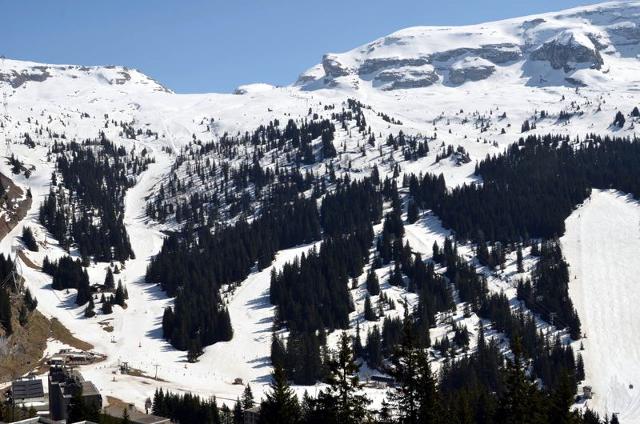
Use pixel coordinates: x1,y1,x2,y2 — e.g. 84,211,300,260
0,59,170,93
449,58,496,85
530,30,604,71
297,2,640,92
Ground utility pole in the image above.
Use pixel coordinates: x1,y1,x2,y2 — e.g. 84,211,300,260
153,363,160,380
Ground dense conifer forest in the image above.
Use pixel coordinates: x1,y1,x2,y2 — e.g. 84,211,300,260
42,255,91,306
150,325,607,424
409,133,640,242
0,254,17,334
0,254,38,337
150,194,321,356
142,128,640,422
39,136,152,262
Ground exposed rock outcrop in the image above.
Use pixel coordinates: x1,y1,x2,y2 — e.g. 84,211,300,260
374,66,439,90
0,67,51,88
531,30,604,70
449,59,496,84
358,57,430,76
321,54,352,77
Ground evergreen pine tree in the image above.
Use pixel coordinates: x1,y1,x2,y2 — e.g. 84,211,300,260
259,365,301,424
102,296,113,314
516,245,524,273
0,289,12,335
415,350,440,424
271,332,286,370
366,270,380,296
114,280,126,307
21,227,38,252
496,337,545,424
386,316,421,424
318,332,370,424
242,384,255,410
364,295,377,321
613,111,626,128
365,325,382,369
407,201,419,224
24,288,37,311
233,398,243,424
18,305,28,326
547,369,581,424
576,353,585,381
75,270,91,306
353,322,364,359
104,267,115,290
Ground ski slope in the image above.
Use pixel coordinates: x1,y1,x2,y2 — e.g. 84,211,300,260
0,141,324,407
563,189,640,423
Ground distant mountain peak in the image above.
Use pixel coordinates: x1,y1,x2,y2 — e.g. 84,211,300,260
295,1,640,91
0,57,171,93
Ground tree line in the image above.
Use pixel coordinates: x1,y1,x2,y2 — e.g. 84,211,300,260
148,322,610,424
150,194,321,357
409,133,640,242
39,136,151,262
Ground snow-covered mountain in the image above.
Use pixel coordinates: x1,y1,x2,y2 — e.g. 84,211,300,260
2,1,640,422
297,0,639,91
3,1,640,158
0,58,170,92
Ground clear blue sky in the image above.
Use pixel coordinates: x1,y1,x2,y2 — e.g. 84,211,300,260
3,0,604,93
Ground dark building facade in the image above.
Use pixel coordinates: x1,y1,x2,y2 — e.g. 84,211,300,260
48,365,102,421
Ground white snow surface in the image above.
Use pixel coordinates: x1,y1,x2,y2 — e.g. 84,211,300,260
563,190,640,423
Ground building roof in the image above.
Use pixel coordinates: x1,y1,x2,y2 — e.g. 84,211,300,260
11,378,44,400
104,404,170,424
81,381,100,397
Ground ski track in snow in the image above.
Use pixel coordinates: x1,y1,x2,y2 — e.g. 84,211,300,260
0,142,324,408
563,189,640,423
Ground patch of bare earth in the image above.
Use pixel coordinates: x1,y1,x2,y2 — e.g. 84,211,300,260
0,173,32,243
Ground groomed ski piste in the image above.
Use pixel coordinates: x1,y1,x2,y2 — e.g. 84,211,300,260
562,190,640,423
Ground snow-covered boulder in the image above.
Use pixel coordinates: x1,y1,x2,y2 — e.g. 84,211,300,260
531,29,604,71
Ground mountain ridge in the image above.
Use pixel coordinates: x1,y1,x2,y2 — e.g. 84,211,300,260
3,1,640,95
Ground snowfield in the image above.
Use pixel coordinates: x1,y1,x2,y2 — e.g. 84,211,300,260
563,190,640,423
